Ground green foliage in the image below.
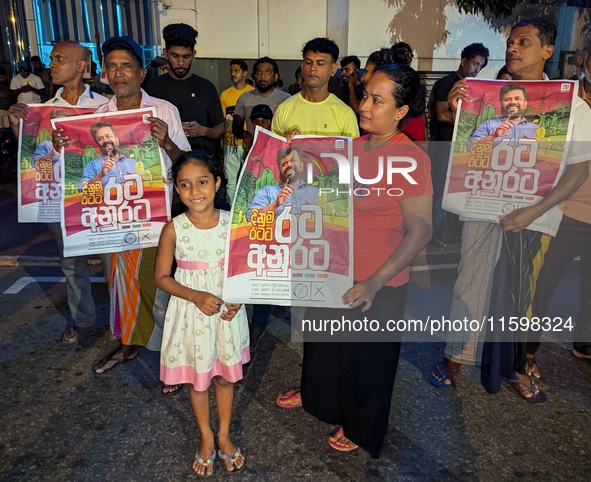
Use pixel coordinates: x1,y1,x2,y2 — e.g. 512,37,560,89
456,110,477,144
233,169,257,224
20,132,37,158
456,0,547,18
130,139,162,170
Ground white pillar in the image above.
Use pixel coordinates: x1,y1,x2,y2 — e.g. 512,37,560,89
326,0,349,58
257,0,270,57
22,0,38,57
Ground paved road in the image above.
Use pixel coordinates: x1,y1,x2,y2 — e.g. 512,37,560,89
1,185,590,481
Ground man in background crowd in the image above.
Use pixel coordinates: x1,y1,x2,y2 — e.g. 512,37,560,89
288,67,303,95
10,62,45,104
145,23,224,159
428,42,490,248
232,56,290,151
337,55,363,116
219,59,254,202
31,55,51,102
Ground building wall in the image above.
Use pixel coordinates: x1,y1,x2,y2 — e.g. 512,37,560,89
19,0,591,87
158,0,589,87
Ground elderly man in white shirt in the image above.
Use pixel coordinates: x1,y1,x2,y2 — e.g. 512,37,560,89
53,36,190,395
9,41,109,345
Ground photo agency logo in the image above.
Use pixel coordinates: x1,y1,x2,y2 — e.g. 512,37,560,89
305,142,419,197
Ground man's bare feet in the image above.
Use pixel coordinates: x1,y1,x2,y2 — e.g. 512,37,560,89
62,326,90,343
509,372,547,403
92,344,138,374
526,354,541,379
429,358,460,388
218,433,244,472
192,431,215,476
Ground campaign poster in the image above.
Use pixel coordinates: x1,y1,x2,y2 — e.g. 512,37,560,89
51,108,170,257
18,104,97,223
442,79,577,234
224,127,353,307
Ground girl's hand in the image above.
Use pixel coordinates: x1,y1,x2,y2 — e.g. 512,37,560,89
193,292,223,316
342,280,377,312
221,303,242,321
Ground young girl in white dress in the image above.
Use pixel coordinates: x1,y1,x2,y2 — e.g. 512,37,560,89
155,151,249,475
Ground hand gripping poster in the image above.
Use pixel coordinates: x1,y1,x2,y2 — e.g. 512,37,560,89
18,104,97,222
442,79,577,235
51,108,170,257
224,127,353,307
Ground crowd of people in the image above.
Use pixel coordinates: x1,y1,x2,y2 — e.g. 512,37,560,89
3,16,591,474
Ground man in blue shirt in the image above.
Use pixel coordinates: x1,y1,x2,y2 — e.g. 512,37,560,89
247,145,318,221
78,121,136,190
469,84,540,147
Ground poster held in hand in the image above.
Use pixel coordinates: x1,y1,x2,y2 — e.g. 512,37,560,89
52,107,170,257
442,78,577,235
17,104,97,223
224,127,353,308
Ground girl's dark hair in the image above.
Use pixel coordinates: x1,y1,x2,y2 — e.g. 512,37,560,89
373,49,425,128
168,150,227,209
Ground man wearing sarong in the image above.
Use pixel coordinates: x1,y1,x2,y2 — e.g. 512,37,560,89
429,18,591,403
53,36,190,394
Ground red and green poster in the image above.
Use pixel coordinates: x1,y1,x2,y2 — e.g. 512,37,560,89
51,108,170,257
443,78,577,235
224,127,353,307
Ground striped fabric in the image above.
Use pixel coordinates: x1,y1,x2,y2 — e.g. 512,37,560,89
106,247,168,351
444,221,504,365
34,0,154,49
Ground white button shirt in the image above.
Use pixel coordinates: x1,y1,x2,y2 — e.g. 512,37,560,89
46,84,109,108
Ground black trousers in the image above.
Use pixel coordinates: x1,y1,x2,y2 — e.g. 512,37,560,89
300,284,407,459
528,215,591,354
